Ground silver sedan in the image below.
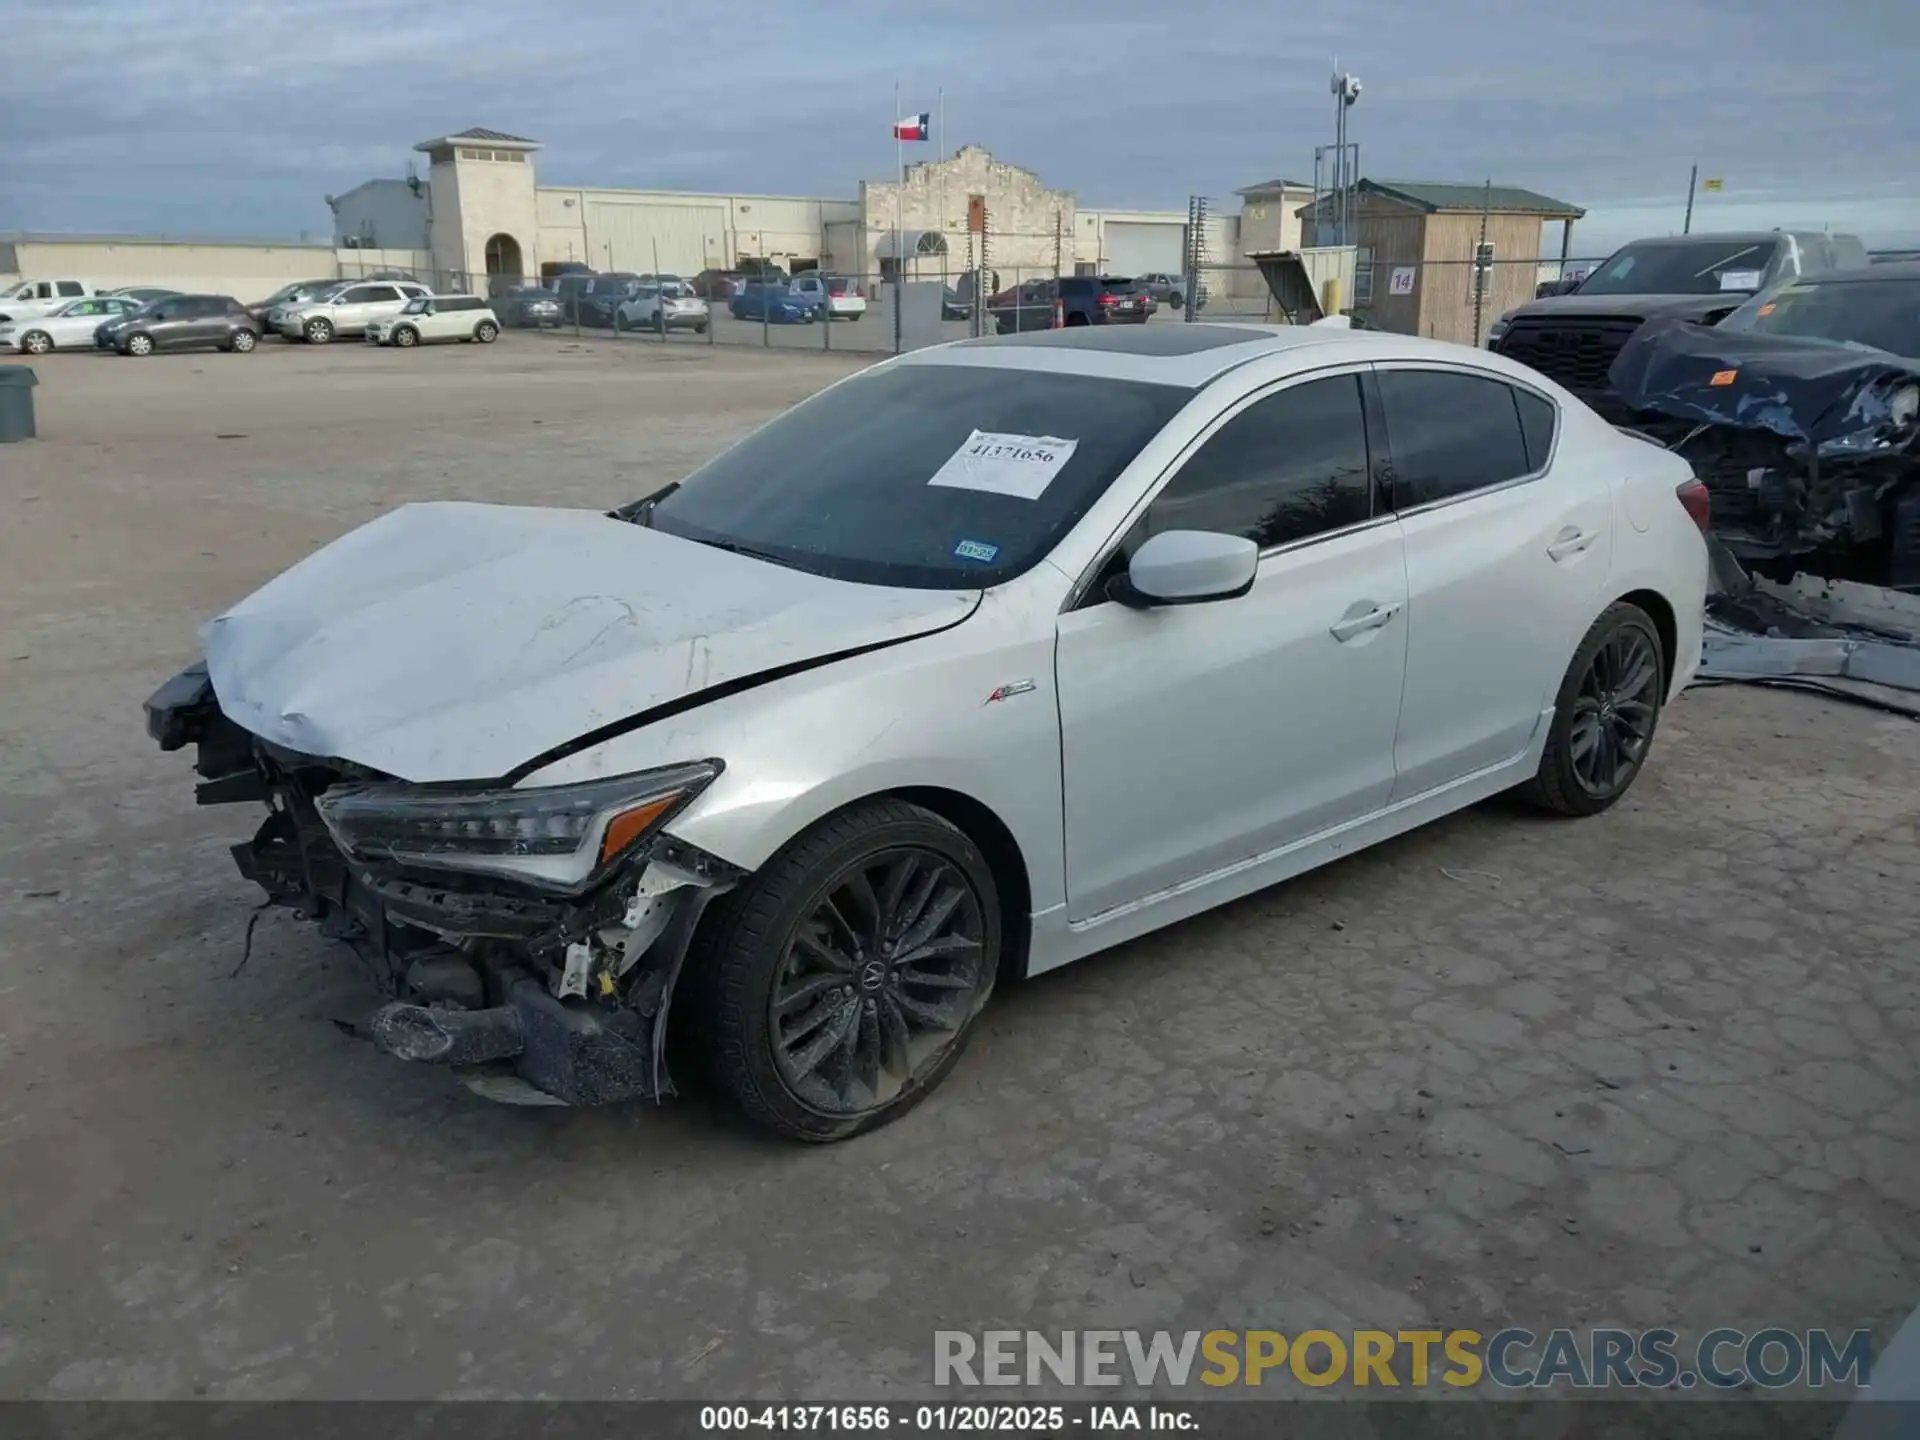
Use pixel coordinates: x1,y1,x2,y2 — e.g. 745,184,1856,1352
145,322,1707,1140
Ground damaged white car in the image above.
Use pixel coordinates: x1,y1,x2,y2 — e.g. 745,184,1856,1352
146,323,1709,1141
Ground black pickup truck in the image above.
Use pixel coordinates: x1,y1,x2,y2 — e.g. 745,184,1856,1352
1486,230,1866,419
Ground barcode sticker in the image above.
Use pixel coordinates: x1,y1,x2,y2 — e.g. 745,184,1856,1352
927,430,1080,501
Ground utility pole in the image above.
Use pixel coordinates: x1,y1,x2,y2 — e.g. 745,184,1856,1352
1683,163,1698,235
1471,179,1491,347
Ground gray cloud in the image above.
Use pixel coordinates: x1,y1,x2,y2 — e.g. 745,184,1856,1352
4,0,1916,244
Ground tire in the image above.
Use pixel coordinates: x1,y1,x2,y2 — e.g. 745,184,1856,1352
230,328,257,353
303,317,334,344
21,330,52,355
1521,601,1666,817
1065,313,1089,327
685,799,1001,1142
474,321,498,343
695,322,709,335
1169,293,1184,309
392,325,418,348
125,333,154,357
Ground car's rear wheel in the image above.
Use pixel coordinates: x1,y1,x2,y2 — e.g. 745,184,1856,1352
125,333,153,357
303,317,333,344
230,328,258,353
21,330,52,355
687,799,1001,1142
474,320,498,343
1522,602,1665,817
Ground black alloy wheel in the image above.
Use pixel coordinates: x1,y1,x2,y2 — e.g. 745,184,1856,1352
1523,602,1665,816
686,799,1001,1141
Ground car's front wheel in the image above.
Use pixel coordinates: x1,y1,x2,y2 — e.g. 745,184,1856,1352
21,330,52,355
304,317,333,344
1522,601,1665,817
392,325,417,348
687,799,1001,1142
124,333,154,357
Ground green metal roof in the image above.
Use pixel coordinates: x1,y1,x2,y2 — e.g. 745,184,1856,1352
1356,179,1585,218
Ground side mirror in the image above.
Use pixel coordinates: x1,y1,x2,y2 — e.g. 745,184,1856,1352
1108,530,1259,608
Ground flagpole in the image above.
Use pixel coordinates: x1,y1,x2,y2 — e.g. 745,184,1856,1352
937,88,944,161
894,82,903,283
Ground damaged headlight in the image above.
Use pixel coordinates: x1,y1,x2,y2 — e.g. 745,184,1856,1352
1890,384,1919,430
314,760,722,890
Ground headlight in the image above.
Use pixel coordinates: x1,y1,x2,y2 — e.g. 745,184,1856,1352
1486,315,1512,345
1888,384,1919,429
314,760,721,890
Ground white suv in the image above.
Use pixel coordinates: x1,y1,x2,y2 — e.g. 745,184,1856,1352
365,295,501,348
275,280,432,343
0,278,102,324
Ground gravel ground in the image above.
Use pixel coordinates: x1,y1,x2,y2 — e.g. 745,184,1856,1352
0,337,1915,1404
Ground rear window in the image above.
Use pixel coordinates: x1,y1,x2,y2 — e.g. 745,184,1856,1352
1100,277,1141,295
1575,240,1782,297
826,277,857,294
645,363,1190,588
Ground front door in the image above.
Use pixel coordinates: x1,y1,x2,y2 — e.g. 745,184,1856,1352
1055,371,1410,922
1374,365,1615,799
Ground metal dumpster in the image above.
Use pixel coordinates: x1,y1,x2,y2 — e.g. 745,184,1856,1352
0,364,37,442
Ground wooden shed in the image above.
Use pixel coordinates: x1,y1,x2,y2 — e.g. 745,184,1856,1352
1298,179,1585,345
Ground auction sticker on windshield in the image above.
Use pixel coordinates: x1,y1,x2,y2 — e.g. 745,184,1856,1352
928,431,1080,501
1718,270,1764,291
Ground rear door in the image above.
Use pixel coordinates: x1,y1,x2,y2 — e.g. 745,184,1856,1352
1376,364,1612,799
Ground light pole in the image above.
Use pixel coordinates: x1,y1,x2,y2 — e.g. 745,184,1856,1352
1330,68,1362,245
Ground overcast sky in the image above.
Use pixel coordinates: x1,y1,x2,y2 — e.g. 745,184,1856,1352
6,0,1917,252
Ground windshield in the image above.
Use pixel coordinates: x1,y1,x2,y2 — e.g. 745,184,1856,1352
1719,277,1920,358
644,363,1191,588
402,297,431,314
1575,240,1779,297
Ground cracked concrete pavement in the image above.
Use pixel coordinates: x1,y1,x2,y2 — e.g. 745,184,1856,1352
0,338,1915,1401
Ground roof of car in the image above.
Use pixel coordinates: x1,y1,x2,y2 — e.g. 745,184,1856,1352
913,322,1537,388
1791,260,1920,284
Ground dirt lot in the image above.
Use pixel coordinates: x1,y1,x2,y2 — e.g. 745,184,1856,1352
0,337,1916,1402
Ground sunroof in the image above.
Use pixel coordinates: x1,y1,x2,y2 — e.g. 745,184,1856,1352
954,324,1276,356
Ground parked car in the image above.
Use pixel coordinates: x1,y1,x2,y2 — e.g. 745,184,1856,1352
552,273,597,324
365,295,501,348
1486,230,1868,417
694,268,746,300
542,262,594,290
0,278,102,325
248,278,343,330
495,285,564,329
104,286,183,304
273,280,432,343
791,273,866,321
617,282,710,334
1058,275,1152,326
941,286,972,321
730,280,816,324
578,274,642,327
988,278,1058,333
0,295,145,353
144,324,1708,1139
106,294,259,355
1610,259,1920,586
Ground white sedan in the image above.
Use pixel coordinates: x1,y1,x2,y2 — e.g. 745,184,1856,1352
144,323,1707,1139
0,295,145,353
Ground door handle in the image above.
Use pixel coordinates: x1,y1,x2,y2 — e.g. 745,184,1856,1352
1547,527,1596,561
1329,601,1402,642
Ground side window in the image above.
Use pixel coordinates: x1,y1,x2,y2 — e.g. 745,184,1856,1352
57,281,85,296
34,282,54,299
1514,389,1557,471
365,285,401,303
1139,374,1374,550
1375,369,1534,508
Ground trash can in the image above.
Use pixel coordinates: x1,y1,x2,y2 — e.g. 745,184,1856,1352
0,365,37,442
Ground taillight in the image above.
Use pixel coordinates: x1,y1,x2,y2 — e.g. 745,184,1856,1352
1099,293,1120,305
1676,478,1711,533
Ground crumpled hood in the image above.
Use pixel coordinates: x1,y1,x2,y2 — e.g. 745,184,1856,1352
1609,317,1920,452
203,501,979,783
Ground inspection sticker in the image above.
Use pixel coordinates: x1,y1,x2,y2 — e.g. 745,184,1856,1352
952,539,1000,563
1710,369,1740,387
927,430,1079,501
1718,270,1763,291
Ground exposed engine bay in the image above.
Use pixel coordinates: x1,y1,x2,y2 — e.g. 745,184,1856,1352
145,661,745,1107
1610,315,1920,589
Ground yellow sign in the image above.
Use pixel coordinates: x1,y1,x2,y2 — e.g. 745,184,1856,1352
1702,178,1725,191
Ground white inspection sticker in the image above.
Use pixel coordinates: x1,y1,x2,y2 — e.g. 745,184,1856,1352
1718,269,1764,291
927,430,1079,501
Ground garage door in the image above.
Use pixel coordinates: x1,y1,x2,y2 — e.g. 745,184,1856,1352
589,202,728,276
1104,221,1186,277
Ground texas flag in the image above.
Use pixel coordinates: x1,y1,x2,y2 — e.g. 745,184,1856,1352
893,112,931,141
